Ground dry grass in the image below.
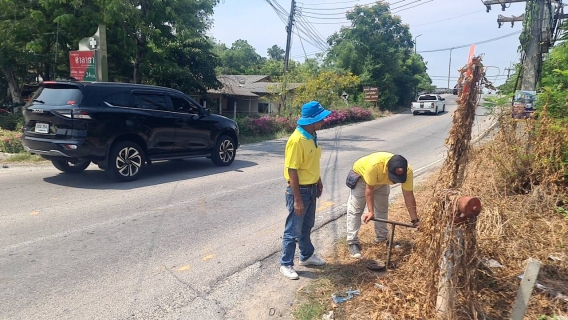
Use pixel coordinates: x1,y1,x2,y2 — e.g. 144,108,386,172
294,59,568,319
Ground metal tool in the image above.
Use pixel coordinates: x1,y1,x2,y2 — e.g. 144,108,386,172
370,217,416,269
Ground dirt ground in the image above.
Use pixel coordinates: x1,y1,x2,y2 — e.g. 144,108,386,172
290,166,568,320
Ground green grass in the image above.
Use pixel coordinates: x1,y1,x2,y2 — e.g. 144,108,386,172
292,301,325,320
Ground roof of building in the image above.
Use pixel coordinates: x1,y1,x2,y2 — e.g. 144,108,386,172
207,75,302,97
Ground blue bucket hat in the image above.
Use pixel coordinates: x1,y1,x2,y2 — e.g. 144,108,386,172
297,101,331,126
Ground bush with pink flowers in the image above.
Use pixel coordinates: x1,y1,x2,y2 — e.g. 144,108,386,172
0,129,24,153
237,106,374,141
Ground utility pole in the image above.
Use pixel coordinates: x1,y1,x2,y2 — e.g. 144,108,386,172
447,47,455,91
414,34,423,55
521,0,546,90
280,0,297,115
483,0,562,91
505,66,514,79
283,0,296,74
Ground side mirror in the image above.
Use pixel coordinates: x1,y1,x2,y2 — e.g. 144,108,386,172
204,108,211,116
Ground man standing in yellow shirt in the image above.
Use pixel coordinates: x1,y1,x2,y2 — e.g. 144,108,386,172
280,101,331,280
346,152,419,258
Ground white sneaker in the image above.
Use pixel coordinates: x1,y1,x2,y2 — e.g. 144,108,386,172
280,265,299,280
299,254,326,266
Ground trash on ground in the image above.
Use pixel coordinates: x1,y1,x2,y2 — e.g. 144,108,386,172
548,255,563,262
518,275,568,303
322,310,334,320
332,289,360,304
365,259,386,271
374,283,387,290
482,258,503,268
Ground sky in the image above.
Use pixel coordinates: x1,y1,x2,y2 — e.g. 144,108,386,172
209,0,527,89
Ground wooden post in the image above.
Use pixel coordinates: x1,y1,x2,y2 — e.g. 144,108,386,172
218,97,222,115
510,258,541,320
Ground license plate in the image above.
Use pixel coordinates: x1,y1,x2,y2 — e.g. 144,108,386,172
35,123,49,134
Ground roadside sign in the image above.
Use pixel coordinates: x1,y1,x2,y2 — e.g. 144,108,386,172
69,50,97,81
363,87,379,102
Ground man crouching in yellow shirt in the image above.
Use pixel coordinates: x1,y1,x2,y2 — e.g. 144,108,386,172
346,152,419,258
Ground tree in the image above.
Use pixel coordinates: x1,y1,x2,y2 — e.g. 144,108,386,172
99,0,219,83
325,2,430,110
267,45,284,61
217,39,265,75
293,70,360,109
0,0,221,103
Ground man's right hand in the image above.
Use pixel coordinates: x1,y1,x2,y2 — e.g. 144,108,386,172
294,199,305,216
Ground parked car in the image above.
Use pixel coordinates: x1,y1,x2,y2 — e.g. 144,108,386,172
410,94,445,115
22,81,239,182
453,84,462,95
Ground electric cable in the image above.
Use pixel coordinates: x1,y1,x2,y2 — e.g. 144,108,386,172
418,30,521,53
299,0,407,11
411,10,484,27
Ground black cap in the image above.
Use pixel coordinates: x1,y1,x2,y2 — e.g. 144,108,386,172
387,155,408,183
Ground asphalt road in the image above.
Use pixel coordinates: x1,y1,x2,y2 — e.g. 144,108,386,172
0,94,494,319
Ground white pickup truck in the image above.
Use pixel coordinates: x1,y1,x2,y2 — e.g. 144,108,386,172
411,94,446,115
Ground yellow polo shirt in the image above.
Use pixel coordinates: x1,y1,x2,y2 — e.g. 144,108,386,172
353,152,414,191
284,128,321,185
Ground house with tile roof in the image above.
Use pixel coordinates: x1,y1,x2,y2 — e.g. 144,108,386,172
205,75,301,117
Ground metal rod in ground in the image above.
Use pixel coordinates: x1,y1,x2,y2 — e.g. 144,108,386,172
369,218,415,269
386,225,396,268
370,218,416,228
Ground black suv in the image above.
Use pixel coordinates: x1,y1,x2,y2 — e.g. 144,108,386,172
22,81,239,182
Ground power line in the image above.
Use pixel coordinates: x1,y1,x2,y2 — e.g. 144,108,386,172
418,30,521,53
411,10,485,27
392,0,432,11
298,0,363,6
392,0,435,13
299,0,407,11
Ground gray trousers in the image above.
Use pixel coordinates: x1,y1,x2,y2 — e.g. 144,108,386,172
346,179,390,245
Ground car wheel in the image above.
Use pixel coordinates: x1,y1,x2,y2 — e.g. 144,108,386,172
52,159,91,173
443,105,446,112
108,141,145,182
412,112,417,116
435,106,438,114
211,135,236,166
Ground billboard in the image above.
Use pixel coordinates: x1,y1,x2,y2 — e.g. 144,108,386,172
363,86,379,102
69,50,97,81
512,90,537,119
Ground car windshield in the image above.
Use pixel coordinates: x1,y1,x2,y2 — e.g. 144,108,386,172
418,95,437,101
30,84,83,106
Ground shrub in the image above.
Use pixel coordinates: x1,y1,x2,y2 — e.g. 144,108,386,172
0,113,24,131
236,106,374,140
0,129,24,153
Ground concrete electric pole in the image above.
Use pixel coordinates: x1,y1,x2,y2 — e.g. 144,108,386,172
283,0,296,74
483,0,562,91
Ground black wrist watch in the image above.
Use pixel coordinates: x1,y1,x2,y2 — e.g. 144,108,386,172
411,218,420,224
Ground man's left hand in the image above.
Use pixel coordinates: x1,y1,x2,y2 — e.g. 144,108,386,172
317,180,323,198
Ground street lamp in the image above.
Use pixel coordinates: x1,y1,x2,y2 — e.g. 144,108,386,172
447,47,455,91
414,34,423,54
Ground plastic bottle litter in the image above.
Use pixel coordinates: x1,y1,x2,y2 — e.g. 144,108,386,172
331,289,360,303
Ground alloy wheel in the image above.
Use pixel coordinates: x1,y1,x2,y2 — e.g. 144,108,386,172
115,147,142,177
218,139,235,163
